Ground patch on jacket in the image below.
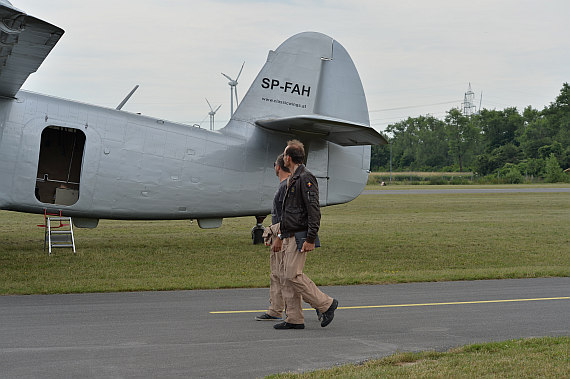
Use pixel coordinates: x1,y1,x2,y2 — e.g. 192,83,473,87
308,191,317,203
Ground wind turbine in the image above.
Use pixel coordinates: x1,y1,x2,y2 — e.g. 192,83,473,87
206,98,221,131
221,61,244,117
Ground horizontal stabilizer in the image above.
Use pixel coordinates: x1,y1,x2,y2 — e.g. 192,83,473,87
0,2,64,98
256,115,387,146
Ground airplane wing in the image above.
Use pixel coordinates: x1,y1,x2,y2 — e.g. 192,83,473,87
0,2,64,98
256,115,388,146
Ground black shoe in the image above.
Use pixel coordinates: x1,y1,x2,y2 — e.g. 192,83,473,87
273,321,305,329
316,309,322,321
255,313,281,321
320,299,338,327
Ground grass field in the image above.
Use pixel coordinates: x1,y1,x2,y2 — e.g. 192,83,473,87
267,337,570,378
0,185,568,295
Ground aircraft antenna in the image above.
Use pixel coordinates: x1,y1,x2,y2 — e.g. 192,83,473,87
206,98,222,131
116,85,139,110
221,61,244,118
461,83,477,116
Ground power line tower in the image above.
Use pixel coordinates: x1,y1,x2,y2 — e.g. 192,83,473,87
462,83,477,116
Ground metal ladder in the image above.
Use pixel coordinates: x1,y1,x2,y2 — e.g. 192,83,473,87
46,216,76,255
39,210,76,255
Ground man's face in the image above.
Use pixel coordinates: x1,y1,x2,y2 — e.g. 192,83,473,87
283,147,292,169
274,161,279,176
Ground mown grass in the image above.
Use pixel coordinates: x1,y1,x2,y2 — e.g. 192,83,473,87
0,189,569,294
267,337,570,378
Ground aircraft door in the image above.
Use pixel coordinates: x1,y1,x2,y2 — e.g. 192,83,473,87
35,126,86,206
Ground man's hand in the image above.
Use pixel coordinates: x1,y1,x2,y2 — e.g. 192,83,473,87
301,241,315,253
272,238,283,252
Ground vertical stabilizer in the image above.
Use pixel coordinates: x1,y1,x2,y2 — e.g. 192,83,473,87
233,32,369,128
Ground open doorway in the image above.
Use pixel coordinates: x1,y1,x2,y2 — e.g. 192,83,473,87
35,126,86,206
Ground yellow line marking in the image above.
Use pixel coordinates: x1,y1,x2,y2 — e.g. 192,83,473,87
209,297,570,314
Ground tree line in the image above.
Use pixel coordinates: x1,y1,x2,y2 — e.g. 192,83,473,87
371,83,570,183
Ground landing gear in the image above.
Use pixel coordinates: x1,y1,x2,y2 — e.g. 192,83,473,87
251,215,266,244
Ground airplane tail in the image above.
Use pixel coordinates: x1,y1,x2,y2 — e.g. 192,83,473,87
232,32,386,146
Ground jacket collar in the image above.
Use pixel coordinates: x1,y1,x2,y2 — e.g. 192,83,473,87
287,164,305,188
291,164,305,180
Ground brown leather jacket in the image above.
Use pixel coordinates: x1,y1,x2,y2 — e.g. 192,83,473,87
280,164,320,244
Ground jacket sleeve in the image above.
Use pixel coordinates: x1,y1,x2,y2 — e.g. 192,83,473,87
301,173,321,244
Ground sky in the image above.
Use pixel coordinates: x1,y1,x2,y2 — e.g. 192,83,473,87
14,0,570,134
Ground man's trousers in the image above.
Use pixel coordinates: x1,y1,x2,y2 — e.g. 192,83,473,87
280,236,333,324
267,247,285,318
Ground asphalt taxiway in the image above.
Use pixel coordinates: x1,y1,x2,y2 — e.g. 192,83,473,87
0,278,568,378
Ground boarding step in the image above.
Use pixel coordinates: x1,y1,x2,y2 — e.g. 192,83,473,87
38,210,76,255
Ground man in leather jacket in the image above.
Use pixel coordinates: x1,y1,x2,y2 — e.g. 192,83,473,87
272,140,338,329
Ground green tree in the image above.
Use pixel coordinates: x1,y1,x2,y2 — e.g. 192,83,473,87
561,146,570,169
474,143,523,176
415,116,450,169
545,83,570,157
518,84,570,159
385,118,419,170
476,107,523,150
377,82,569,174
384,115,452,171
502,163,524,184
370,144,390,171
544,154,566,183
538,141,563,160
515,158,546,179
473,154,493,175
518,117,554,159
444,108,480,172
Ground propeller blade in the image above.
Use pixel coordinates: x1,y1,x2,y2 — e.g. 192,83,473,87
214,104,222,113
205,98,213,111
235,61,245,81
234,86,239,105
221,72,233,81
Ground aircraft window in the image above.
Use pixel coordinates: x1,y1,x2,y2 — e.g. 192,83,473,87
35,126,86,206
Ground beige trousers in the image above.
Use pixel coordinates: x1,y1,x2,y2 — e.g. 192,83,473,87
264,223,285,318
267,247,285,318
280,236,333,324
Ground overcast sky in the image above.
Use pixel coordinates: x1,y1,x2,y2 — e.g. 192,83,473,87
15,0,570,133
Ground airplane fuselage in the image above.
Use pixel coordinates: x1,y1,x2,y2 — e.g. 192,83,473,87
0,90,370,226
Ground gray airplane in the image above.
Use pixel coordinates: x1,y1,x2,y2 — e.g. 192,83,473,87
0,1,386,234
